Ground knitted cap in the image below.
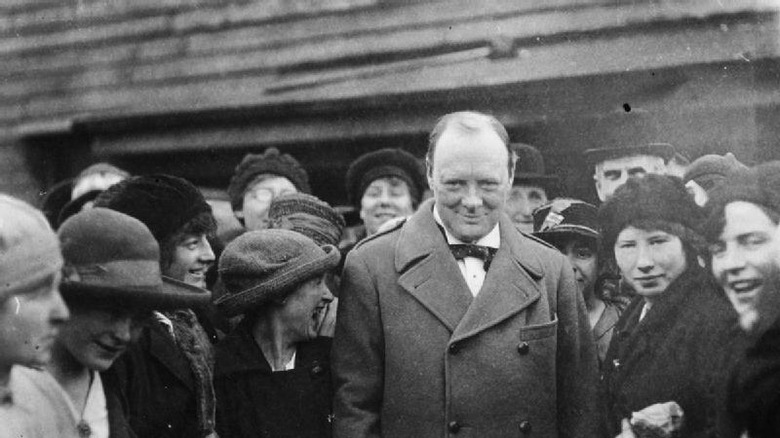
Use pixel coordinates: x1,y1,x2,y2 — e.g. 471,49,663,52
683,152,748,189
533,198,599,243
93,174,213,244
598,174,703,251
59,208,211,309
268,193,346,247
345,148,427,208
511,143,559,190
227,148,311,212
216,229,340,317
584,143,676,166
701,161,780,241
0,194,63,300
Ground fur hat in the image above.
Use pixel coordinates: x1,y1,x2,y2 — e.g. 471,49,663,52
216,229,340,317
227,148,311,212
0,194,63,300
584,143,676,166
533,198,599,244
684,152,748,189
268,193,346,247
58,208,210,309
511,143,559,192
701,161,780,241
93,174,213,244
598,174,704,252
345,148,426,208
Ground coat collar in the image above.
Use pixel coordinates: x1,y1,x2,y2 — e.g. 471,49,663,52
147,323,195,391
215,320,331,377
395,199,544,340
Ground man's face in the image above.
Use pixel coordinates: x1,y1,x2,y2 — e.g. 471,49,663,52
238,175,297,230
710,201,780,332
164,233,215,288
0,273,68,369
428,127,512,242
594,155,666,202
505,185,547,233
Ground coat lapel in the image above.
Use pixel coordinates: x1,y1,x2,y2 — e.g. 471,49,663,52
396,200,473,332
148,324,196,391
452,215,543,342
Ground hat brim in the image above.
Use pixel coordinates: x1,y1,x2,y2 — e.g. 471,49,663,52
534,226,600,244
583,143,675,166
60,276,211,310
215,245,340,317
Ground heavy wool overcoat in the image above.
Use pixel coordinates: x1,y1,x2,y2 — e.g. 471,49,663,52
332,200,599,438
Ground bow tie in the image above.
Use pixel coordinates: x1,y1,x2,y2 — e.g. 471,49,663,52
449,244,497,271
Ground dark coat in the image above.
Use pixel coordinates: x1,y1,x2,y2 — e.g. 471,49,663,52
726,316,780,437
214,322,333,438
110,323,201,438
332,200,599,438
102,370,137,438
601,267,746,438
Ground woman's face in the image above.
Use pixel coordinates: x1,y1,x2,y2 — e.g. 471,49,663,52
558,238,599,301
164,233,215,289
239,176,298,231
277,275,334,343
710,201,780,331
359,176,415,235
0,273,68,370
614,226,687,301
56,304,146,372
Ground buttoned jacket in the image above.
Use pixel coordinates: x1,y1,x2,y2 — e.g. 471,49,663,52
332,199,598,438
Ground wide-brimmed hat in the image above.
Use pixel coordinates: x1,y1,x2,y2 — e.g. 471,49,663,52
511,143,559,192
345,148,427,208
227,148,311,212
0,194,63,301
533,198,599,244
216,229,340,317
58,208,211,310
584,143,675,166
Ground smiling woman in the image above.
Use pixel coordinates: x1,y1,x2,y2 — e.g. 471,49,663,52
213,229,340,438
598,174,746,438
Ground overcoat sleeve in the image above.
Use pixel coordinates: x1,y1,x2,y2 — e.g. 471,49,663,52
554,256,600,438
332,251,384,438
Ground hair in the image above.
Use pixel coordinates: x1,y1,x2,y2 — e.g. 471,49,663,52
614,218,704,269
426,111,515,176
703,201,780,244
159,211,217,270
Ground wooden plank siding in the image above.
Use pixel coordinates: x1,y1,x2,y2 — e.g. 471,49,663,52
1,0,778,136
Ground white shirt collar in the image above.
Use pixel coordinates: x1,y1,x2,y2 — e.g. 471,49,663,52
432,205,500,249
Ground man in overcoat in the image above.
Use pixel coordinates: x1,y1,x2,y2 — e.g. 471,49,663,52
332,111,599,438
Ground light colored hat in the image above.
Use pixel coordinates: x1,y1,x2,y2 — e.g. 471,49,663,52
0,194,63,300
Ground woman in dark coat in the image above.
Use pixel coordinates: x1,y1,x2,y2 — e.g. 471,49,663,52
599,175,746,438
213,229,340,438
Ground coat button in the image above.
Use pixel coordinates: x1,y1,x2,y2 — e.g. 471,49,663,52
448,343,459,355
517,342,530,355
311,364,324,376
519,420,532,433
448,421,461,433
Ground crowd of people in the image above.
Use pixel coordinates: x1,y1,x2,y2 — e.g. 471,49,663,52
1,110,779,438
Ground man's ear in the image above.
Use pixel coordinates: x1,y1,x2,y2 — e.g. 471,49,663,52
426,160,435,189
